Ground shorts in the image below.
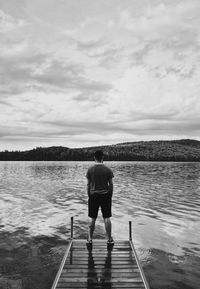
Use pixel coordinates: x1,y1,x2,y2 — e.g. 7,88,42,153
88,193,112,219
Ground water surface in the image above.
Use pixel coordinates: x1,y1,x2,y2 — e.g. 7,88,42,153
0,161,200,289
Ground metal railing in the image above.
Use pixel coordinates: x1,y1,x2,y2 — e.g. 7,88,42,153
51,217,74,289
129,221,150,289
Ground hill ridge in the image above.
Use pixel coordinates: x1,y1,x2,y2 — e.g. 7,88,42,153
0,139,200,161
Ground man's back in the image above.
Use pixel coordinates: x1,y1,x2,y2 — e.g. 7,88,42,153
86,164,114,195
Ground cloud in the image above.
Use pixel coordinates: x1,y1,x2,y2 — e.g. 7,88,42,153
1,0,200,150
119,2,200,40
0,98,11,106
116,1,200,69
0,53,112,101
0,9,25,33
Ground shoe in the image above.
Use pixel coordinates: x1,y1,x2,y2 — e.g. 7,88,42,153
86,239,93,250
107,237,114,244
107,237,114,250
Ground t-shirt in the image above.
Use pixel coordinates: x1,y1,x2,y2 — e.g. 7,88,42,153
86,164,114,195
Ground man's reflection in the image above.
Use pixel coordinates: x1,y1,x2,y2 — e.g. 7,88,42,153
101,250,112,289
87,249,112,289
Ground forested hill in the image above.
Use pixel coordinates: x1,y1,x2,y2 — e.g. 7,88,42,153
0,139,200,161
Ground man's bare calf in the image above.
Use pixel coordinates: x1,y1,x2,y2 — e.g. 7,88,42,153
88,218,96,241
104,217,112,241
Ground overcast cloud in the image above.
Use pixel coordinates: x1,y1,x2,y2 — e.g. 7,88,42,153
0,0,200,150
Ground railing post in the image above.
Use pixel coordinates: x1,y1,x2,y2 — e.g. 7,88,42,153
129,221,132,240
71,217,74,239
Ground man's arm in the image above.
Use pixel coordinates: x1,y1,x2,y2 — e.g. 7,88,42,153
108,178,113,197
87,179,91,197
86,168,91,197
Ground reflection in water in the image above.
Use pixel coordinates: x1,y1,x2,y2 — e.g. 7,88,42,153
102,250,112,289
0,277,22,289
0,161,200,289
0,228,65,289
87,250,112,289
87,251,98,288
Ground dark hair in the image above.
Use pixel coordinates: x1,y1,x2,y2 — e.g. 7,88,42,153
94,150,104,161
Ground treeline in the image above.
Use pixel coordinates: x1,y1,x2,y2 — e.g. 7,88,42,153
0,139,200,161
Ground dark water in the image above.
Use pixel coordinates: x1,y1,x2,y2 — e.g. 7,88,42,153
0,161,200,289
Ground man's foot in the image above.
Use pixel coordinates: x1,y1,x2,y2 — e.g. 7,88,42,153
86,239,93,250
107,237,114,251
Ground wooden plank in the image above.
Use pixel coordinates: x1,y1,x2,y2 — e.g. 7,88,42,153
73,239,129,243
57,284,145,289
71,247,131,251
67,258,134,261
72,244,130,248
60,274,141,279
64,264,139,269
72,243,130,246
71,255,133,259
65,262,136,266
62,268,139,273
70,251,135,254
71,254,132,257
59,277,144,282
71,251,132,255
57,285,144,289
57,283,145,288
73,242,130,246
60,271,140,278
67,255,134,260
69,258,135,262
69,256,133,260
72,244,130,246
70,252,132,255
73,240,130,243
70,255,136,262
63,267,138,270
72,245,129,248
72,242,130,247
60,275,142,280
71,252,133,256
57,283,145,289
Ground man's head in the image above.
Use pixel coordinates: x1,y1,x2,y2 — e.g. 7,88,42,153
94,150,104,162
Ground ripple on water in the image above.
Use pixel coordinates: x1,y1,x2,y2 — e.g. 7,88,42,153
0,161,200,289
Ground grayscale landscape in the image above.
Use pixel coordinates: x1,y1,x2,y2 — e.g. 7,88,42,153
0,1,200,289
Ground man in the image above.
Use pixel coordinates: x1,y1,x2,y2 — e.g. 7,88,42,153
86,150,114,249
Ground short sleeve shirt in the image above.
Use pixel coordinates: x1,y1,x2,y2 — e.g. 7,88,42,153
86,164,114,195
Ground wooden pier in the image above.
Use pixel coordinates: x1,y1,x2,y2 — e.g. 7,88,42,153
51,218,150,289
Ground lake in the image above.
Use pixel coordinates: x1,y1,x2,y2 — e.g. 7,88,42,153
0,161,200,289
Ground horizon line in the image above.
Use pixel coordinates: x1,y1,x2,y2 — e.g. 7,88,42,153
0,138,199,153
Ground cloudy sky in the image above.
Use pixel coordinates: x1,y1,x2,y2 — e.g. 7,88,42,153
0,0,200,150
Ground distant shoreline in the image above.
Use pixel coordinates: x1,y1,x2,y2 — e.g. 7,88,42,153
1,139,200,162
0,159,200,162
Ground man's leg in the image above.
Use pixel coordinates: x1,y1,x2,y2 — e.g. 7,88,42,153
88,194,99,242
88,218,96,241
104,217,112,241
